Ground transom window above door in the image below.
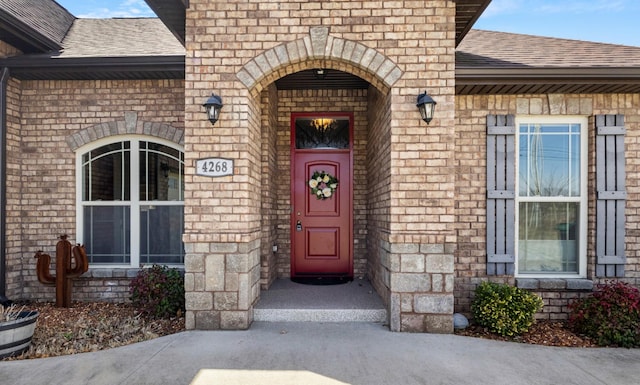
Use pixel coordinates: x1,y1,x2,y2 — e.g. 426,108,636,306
77,137,185,267
294,116,350,149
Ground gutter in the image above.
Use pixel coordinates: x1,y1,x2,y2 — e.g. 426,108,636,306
0,55,185,80
456,67,640,83
0,67,8,297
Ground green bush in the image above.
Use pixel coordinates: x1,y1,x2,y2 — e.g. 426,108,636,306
568,281,640,347
129,265,185,319
471,281,543,337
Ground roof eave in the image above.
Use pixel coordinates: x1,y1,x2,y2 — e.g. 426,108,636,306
455,0,492,47
0,9,62,53
0,55,185,80
456,67,640,94
144,0,187,46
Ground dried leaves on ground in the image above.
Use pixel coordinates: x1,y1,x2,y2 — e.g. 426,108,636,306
4,302,600,361
3,302,184,361
455,320,598,347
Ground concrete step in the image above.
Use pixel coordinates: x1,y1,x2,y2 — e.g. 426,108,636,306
254,278,388,323
254,308,387,323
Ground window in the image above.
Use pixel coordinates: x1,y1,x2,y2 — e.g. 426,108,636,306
77,137,185,266
516,117,587,277
294,116,350,149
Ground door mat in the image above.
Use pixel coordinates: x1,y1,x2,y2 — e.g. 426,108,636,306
291,276,353,285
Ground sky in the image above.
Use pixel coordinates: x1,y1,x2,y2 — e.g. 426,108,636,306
56,0,640,47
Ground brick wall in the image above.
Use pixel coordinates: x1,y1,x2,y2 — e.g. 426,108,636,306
185,0,457,331
1,40,23,298
4,76,23,299
455,93,640,320
9,78,184,302
259,84,279,288
366,87,392,305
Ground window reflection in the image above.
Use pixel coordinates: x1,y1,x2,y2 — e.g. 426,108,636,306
295,117,350,149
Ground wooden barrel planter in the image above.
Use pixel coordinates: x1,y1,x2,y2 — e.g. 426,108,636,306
0,311,39,359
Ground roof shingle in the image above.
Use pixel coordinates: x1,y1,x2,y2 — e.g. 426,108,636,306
0,0,74,48
59,18,184,58
457,30,640,68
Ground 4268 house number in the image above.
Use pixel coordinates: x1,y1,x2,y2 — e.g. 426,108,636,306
196,158,234,177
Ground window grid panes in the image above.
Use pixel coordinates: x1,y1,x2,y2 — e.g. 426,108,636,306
82,142,130,201
80,139,185,266
519,123,580,197
83,206,131,264
516,121,585,276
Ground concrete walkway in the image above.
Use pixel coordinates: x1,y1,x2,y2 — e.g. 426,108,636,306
2,322,640,385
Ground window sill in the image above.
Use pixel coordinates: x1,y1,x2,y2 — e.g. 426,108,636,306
83,267,184,279
516,278,593,291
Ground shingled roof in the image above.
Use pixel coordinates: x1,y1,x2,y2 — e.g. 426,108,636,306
0,0,74,53
456,30,640,94
0,17,185,80
60,18,184,58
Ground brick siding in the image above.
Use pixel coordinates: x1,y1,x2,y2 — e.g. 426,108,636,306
5,78,184,301
455,94,640,320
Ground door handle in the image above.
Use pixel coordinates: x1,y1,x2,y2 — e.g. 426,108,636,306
296,220,302,232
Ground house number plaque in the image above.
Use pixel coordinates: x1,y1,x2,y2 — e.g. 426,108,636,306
196,158,234,177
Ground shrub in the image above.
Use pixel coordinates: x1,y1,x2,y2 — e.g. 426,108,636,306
471,281,543,337
129,265,185,319
568,281,640,348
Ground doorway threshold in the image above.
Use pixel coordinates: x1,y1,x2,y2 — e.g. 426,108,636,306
254,278,387,323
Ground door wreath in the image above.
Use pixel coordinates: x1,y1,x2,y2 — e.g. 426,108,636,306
308,170,339,200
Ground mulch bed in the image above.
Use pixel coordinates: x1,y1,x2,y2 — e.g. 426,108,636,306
455,319,598,347
3,302,184,361
4,302,602,361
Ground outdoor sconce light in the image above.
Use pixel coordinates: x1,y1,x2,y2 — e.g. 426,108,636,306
416,91,437,124
203,93,223,126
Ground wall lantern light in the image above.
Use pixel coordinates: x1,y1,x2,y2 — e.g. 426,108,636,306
203,93,223,126
416,91,437,125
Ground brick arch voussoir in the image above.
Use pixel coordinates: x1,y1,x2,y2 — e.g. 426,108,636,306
66,112,184,151
238,27,402,96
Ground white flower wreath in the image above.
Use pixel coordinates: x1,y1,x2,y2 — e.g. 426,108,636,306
308,170,339,200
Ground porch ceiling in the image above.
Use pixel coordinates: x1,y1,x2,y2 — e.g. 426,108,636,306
274,70,369,90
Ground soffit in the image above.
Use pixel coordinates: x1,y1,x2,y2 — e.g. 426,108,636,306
455,0,492,46
143,0,186,45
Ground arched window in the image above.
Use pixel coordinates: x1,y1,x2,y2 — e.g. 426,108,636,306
77,137,184,266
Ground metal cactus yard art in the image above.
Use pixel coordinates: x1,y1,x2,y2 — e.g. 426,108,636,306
34,235,89,307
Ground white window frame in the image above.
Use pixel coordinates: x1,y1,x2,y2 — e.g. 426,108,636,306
515,116,588,278
76,135,184,268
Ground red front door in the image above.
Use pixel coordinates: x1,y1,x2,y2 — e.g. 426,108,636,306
291,114,353,278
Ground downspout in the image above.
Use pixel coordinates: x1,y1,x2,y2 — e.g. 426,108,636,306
0,67,8,297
